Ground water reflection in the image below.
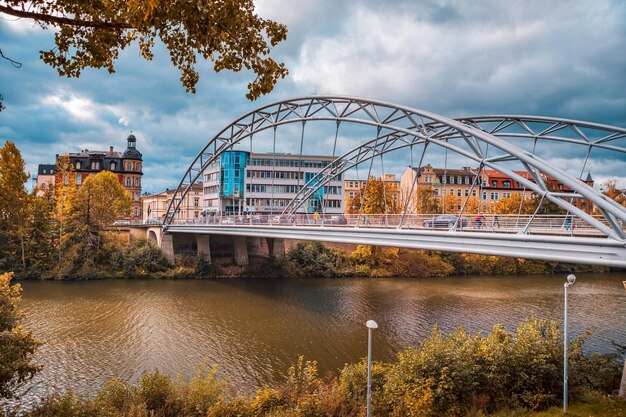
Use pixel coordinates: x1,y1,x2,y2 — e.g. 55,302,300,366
14,273,626,408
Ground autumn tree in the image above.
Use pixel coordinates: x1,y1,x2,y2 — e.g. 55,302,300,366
442,194,460,214
602,179,626,208
493,194,535,215
0,272,41,399
410,186,441,214
346,176,399,215
0,0,288,100
0,141,31,274
57,171,131,277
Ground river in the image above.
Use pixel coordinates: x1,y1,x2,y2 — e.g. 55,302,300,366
11,273,626,409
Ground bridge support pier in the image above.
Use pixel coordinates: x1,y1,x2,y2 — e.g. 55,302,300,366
161,234,175,264
266,237,285,258
195,234,211,263
233,236,249,266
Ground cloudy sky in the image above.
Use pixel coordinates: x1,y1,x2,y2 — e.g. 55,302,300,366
1,0,625,192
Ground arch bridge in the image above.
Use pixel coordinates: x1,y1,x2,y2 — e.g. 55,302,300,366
158,96,626,268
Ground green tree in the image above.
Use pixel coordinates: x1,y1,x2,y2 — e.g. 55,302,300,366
0,272,41,399
25,189,57,276
0,0,288,100
0,141,31,274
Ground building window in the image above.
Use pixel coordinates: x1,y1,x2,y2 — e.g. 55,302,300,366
126,162,132,171
465,177,469,184
91,161,100,170
503,181,511,188
126,177,131,187
482,191,487,200
491,180,497,187
457,189,461,197
63,174,69,185
75,174,82,185
490,192,499,201
75,161,81,169
110,162,116,170
135,177,140,187
135,162,140,171
457,176,461,184
194,197,199,207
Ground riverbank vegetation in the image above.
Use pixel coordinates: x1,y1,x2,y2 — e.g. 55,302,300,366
0,141,622,281
6,316,624,416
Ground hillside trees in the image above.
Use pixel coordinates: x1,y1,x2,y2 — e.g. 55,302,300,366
0,0,288,100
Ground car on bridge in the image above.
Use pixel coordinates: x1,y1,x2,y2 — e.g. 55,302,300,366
271,215,294,224
423,215,467,229
323,215,348,225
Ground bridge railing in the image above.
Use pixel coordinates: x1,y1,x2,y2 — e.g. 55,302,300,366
166,213,623,236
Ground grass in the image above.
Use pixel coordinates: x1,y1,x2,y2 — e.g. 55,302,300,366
483,394,625,417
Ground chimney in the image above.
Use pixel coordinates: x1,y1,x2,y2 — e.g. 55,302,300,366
110,146,114,153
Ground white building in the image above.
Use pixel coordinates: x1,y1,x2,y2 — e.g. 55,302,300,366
203,151,343,215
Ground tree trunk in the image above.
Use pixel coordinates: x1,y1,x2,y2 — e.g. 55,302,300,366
20,230,26,274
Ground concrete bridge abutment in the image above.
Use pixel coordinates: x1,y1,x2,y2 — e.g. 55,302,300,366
266,237,285,258
195,234,211,263
233,236,249,266
161,234,175,264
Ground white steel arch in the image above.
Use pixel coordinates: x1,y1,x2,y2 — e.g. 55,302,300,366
164,96,626,242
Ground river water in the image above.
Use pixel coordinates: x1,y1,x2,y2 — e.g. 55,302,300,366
12,273,626,408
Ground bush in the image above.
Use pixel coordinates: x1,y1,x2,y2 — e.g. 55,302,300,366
287,242,348,277
111,239,170,277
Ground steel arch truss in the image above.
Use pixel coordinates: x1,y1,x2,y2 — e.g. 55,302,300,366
164,96,626,242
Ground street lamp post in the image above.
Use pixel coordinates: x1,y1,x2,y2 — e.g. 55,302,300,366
563,274,576,415
366,320,378,417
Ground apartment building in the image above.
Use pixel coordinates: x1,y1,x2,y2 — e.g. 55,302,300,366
400,164,594,213
36,133,143,220
203,151,343,215
141,182,203,222
400,164,480,212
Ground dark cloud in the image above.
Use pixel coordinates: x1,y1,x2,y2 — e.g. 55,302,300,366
1,0,625,190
